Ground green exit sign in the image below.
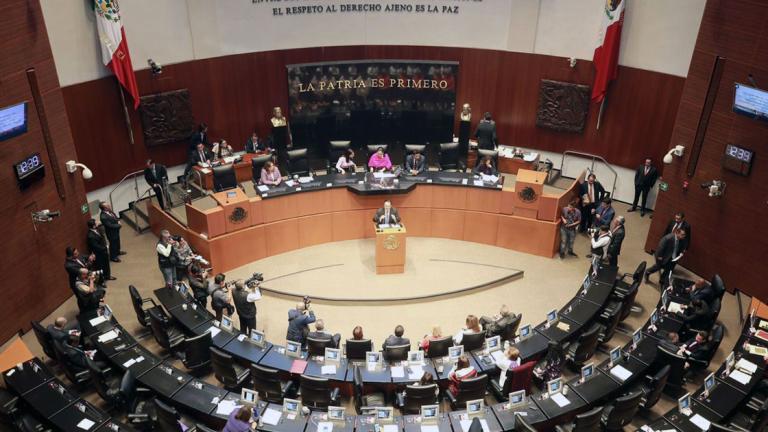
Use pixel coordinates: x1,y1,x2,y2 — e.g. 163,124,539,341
658,181,669,192
81,203,89,214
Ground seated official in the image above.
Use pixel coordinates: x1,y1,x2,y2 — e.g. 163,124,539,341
373,200,401,226
368,147,393,172
677,299,712,330
190,142,214,167
212,140,234,160
678,331,710,369
260,161,282,186
480,304,515,338
351,325,365,340
307,320,341,348
224,406,254,432
454,315,482,345
533,341,565,383
245,131,270,153
336,149,357,174
593,198,615,228
48,317,81,347
495,346,521,371
448,355,478,396
382,325,410,349
74,268,105,312
473,156,498,177
659,331,681,352
672,278,715,306
405,150,427,175
420,325,443,351
62,334,106,371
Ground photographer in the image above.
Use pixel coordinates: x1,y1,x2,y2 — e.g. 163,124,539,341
589,225,612,264
232,275,262,334
208,273,234,321
64,247,99,291
286,299,316,346
174,237,195,280
74,268,105,313
156,230,178,288
188,264,210,307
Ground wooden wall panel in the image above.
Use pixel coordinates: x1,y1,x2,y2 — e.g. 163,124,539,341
430,209,465,240
62,46,685,192
647,0,768,302
462,212,499,246
298,214,333,248
264,219,299,256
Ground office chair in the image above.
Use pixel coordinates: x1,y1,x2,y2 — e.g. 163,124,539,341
490,361,535,400
710,274,726,299
180,332,212,373
634,364,670,410
501,314,523,341
87,357,123,406
395,383,438,414
615,261,645,297
600,391,642,432
120,369,157,429
352,365,385,414
438,142,465,171
687,324,723,372
30,321,56,361
299,375,341,409
251,154,273,183
52,342,91,387
212,164,237,192
210,347,250,390
286,148,311,177
728,396,768,432
148,307,185,356
709,423,751,432
195,424,218,432
460,332,485,352
155,399,196,432
384,344,410,363
475,148,499,168
655,346,687,396
445,374,488,409
250,364,297,403
425,336,453,358
0,388,19,426
565,323,601,369
345,339,372,361
327,141,351,174
594,305,621,344
555,406,603,432
514,413,537,432
307,336,336,357
129,285,160,329
15,412,52,432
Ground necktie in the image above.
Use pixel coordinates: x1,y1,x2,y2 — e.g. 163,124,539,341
153,166,157,179
673,239,679,257
200,151,205,163
589,184,594,202
645,166,649,175
385,210,390,222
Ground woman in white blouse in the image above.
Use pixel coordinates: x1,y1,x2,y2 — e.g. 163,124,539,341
336,149,356,173
454,315,482,345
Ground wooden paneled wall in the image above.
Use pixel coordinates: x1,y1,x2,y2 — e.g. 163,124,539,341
0,0,89,343
647,0,768,302
62,46,685,191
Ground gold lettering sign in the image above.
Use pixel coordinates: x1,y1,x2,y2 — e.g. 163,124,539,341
297,78,449,94
383,234,399,250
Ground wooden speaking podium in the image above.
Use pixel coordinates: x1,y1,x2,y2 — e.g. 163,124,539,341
375,225,407,274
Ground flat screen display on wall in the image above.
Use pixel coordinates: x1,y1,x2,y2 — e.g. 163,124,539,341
287,60,458,157
733,83,768,121
0,102,28,141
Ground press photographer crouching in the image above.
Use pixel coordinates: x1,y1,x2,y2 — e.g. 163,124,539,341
74,267,106,313
232,273,263,334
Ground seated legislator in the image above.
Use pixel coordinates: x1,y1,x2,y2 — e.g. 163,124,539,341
336,149,357,174
190,142,214,167
373,200,401,227
48,317,81,347
447,355,478,396
382,325,410,349
351,325,364,340
678,330,710,369
420,325,443,350
245,131,270,153
473,156,498,176
454,315,483,345
212,140,234,160
672,278,715,306
307,320,341,348
677,299,712,330
405,149,427,175
368,147,393,172
480,304,515,338
260,160,282,186
495,346,521,371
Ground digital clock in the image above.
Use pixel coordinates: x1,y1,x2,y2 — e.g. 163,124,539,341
722,144,754,176
13,152,45,189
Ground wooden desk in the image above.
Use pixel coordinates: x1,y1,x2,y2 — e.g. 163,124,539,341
467,149,539,174
375,226,406,274
193,152,269,190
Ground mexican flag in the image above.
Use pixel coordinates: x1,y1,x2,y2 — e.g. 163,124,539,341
591,0,625,103
94,0,140,109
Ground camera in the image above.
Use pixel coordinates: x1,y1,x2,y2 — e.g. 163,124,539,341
303,295,311,309
90,270,103,277
244,272,264,289
148,59,163,75
587,227,598,236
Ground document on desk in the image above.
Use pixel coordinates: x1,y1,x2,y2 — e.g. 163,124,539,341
383,425,399,432
735,358,757,374
473,180,484,186
729,369,751,385
318,422,334,432
321,365,337,375
207,327,221,337
610,365,632,382
408,366,424,380
490,350,506,363
460,419,489,432
551,393,571,407
667,302,683,314
89,315,107,326
390,366,405,378
481,174,499,184
76,419,95,430
689,414,711,431
262,408,282,425
556,321,571,331
215,400,240,415
122,358,136,368
421,425,440,432
200,168,212,174
97,330,119,343
257,185,269,192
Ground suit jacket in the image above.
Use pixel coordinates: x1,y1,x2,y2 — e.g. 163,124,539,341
690,284,716,305
607,226,625,257
473,162,498,176
594,205,615,227
683,337,710,361
64,257,89,289
144,164,168,186
405,154,426,174
664,220,691,247
87,229,108,256
286,309,316,343
474,121,497,150
190,131,208,148
634,165,659,189
373,207,400,225
189,148,214,166
680,302,712,330
62,343,89,370
99,211,121,237
382,335,410,349
578,181,606,205
245,137,267,153
654,233,680,264
48,325,70,346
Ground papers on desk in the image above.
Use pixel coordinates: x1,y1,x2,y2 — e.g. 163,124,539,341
461,179,469,185
285,180,296,187
237,334,247,342
689,414,711,431
550,393,571,407
408,366,424,380
215,399,241,415
383,425,399,432
490,350,506,363
610,365,632,382
523,153,539,162
460,419,489,432
735,358,758,374
97,330,119,343
89,315,108,327
200,168,212,174
122,356,144,368
262,408,282,425
373,172,395,179
421,425,440,432
473,180,484,187
746,344,768,356
667,301,683,314
207,326,221,338
76,418,95,430
318,422,334,432
754,330,768,343
257,185,269,192
321,365,337,375
729,369,751,385
390,366,405,378
481,174,499,184
556,321,571,331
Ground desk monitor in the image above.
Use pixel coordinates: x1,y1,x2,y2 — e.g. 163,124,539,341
240,388,258,405
420,405,439,423
250,329,266,348
448,346,464,362
220,316,234,332
632,329,642,349
609,347,621,366
226,191,237,199
650,308,659,326
466,399,484,417
283,398,301,414
408,351,424,365
519,325,532,341
375,407,394,423
285,341,302,358
102,304,113,321
178,283,188,297
328,406,345,421
325,348,341,363
485,336,501,352
366,351,381,365
546,309,558,325
704,373,715,395
678,393,692,415
547,378,562,396
725,351,735,373
508,390,526,409
581,363,594,383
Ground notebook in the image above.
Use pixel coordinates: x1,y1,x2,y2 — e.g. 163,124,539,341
290,359,307,374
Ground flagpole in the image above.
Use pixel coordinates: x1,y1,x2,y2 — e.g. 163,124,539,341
117,81,136,146
595,96,607,131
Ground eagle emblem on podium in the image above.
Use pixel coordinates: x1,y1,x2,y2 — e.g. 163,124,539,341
230,207,248,224
518,186,538,203
383,235,400,250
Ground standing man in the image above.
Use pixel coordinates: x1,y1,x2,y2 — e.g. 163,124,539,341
190,122,209,150
589,225,612,264
559,201,581,259
606,216,626,267
99,202,124,262
87,219,114,281
593,198,615,228
664,212,691,246
156,230,177,288
645,229,687,285
474,112,497,150
144,159,168,210
629,158,658,216
373,200,401,226
286,303,316,346
64,247,96,290
232,280,259,334
578,174,606,232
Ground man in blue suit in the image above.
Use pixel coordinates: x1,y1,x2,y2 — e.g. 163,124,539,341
286,303,316,346
593,198,615,228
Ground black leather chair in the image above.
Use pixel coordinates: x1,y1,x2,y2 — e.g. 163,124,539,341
352,365,385,413
210,347,249,390
475,149,499,168
195,424,218,432
396,383,438,414
445,374,488,409
460,332,485,352
438,142,465,171
327,141,351,174
514,413,537,432
565,323,601,369
595,306,621,344
728,397,768,432
0,388,19,426
383,344,410,362
148,307,185,356
121,369,157,430
286,148,311,176
212,164,237,192
30,321,56,360
52,342,90,387
155,398,196,432
180,332,212,373
87,358,123,406
15,412,53,432
600,391,642,431
425,336,453,358
250,364,296,403
655,346,687,396
251,154,273,183
307,336,336,357
555,406,603,432
129,285,159,329
710,274,726,299
634,364,670,410
501,314,523,341
345,339,372,361
614,261,646,297
299,375,340,409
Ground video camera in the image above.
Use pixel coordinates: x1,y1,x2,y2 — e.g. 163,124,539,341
244,272,264,289
303,295,311,310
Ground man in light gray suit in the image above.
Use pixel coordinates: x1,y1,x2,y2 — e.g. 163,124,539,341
382,325,410,349
373,200,401,226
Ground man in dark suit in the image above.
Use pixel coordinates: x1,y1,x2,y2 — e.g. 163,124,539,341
382,325,410,349
578,174,606,232
473,112,497,150
480,305,516,338
307,319,341,348
645,229,687,285
373,200,401,226
606,216,626,267
144,159,168,209
190,142,214,167
189,122,209,150
286,303,316,346
405,150,427,175
87,219,114,280
245,131,270,153
628,158,658,216
64,247,96,290
678,330,711,369
99,202,124,262
664,212,691,248
672,278,715,306
47,317,80,347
